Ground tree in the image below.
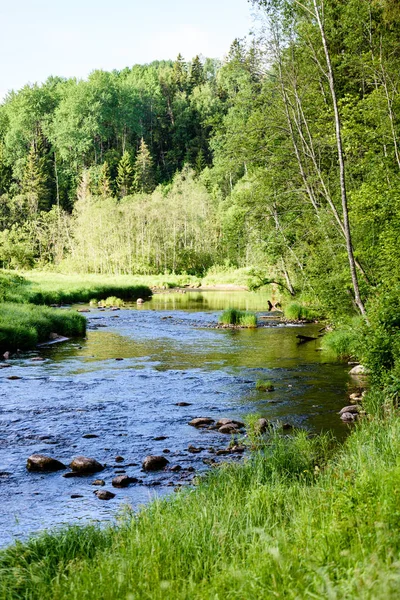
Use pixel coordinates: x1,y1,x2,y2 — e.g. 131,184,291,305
21,143,48,214
133,138,155,193
189,56,205,89
117,151,133,198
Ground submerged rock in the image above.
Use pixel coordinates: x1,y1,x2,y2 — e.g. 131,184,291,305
176,402,192,407
70,456,104,473
142,455,169,471
189,417,215,428
188,445,204,453
27,454,66,472
92,479,105,486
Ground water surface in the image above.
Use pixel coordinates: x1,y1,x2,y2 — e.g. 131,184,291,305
0,291,353,546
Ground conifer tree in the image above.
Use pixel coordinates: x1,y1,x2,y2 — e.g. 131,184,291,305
117,151,133,198
21,143,48,215
189,55,205,89
98,161,112,198
133,138,155,194
173,53,187,92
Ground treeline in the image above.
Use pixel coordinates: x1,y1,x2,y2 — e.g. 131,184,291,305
2,1,400,319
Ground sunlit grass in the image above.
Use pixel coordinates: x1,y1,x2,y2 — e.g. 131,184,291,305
0,303,86,352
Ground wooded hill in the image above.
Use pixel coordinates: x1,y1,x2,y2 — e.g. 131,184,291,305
1,0,400,319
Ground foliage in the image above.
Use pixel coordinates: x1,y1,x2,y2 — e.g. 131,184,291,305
283,302,316,321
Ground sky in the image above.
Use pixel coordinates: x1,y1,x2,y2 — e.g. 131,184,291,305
0,0,255,100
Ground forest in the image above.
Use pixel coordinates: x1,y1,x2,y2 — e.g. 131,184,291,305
1,1,400,329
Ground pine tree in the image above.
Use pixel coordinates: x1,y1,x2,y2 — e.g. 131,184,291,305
117,151,133,198
189,55,205,89
133,138,155,194
173,53,187,92
21,143,48,215
98,161,112,198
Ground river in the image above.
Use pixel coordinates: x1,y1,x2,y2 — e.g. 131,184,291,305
0,291,353,547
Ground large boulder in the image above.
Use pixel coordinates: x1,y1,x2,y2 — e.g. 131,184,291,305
142,455,169,471
27,454,66,472
70,456,104,473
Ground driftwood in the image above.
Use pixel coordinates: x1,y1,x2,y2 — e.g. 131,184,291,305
267,300,282,311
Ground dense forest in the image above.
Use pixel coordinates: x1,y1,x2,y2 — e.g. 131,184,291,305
1,0,400,321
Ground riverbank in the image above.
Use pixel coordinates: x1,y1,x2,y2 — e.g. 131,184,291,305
1,403,399,599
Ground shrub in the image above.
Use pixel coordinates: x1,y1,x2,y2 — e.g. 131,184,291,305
284,302,317,321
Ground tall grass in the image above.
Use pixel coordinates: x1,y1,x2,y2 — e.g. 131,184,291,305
0,304,86,352
219,308,258,327
2,414,400,598
284,301,318,321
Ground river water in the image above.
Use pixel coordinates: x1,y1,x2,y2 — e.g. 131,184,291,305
0,291,353,547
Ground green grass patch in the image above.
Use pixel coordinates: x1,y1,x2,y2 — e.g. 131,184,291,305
98,297,125,307
0,303,86,352
255,379,274,391
3,413,400,598
0,271,152,305
283,301,318,321
219,308,258,327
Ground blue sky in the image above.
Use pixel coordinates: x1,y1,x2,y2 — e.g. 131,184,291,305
0,0,255,100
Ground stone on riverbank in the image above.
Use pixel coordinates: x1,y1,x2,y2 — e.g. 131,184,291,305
70,456,104,473
349,365,369,375
142,455,169,471
340,412,357,422
27,454,66,472
219,423,241,434
216,418,245,428
254,418,272,434
339,405,360,415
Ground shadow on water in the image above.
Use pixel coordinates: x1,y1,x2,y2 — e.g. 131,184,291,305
0,291,355,546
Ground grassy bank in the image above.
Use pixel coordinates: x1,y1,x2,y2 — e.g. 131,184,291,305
0,303,86,353
0,272,152,306
1,410,400,598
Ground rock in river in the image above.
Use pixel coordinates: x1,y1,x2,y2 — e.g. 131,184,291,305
219,423,241,434
339,405,360,415
142,455,169,471
27,454,66,472
340,412,357,422
189,417,215,428
95,490,115,500
112,475,136,488
216,418,245,428
349,365,369,375
70,456,104,473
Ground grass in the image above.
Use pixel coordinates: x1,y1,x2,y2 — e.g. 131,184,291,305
219,308,258,327
255,379,275,392
98,297,125,307
284,301,318,321
0,303,86,352
0,271,152,306
2,411,400,598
